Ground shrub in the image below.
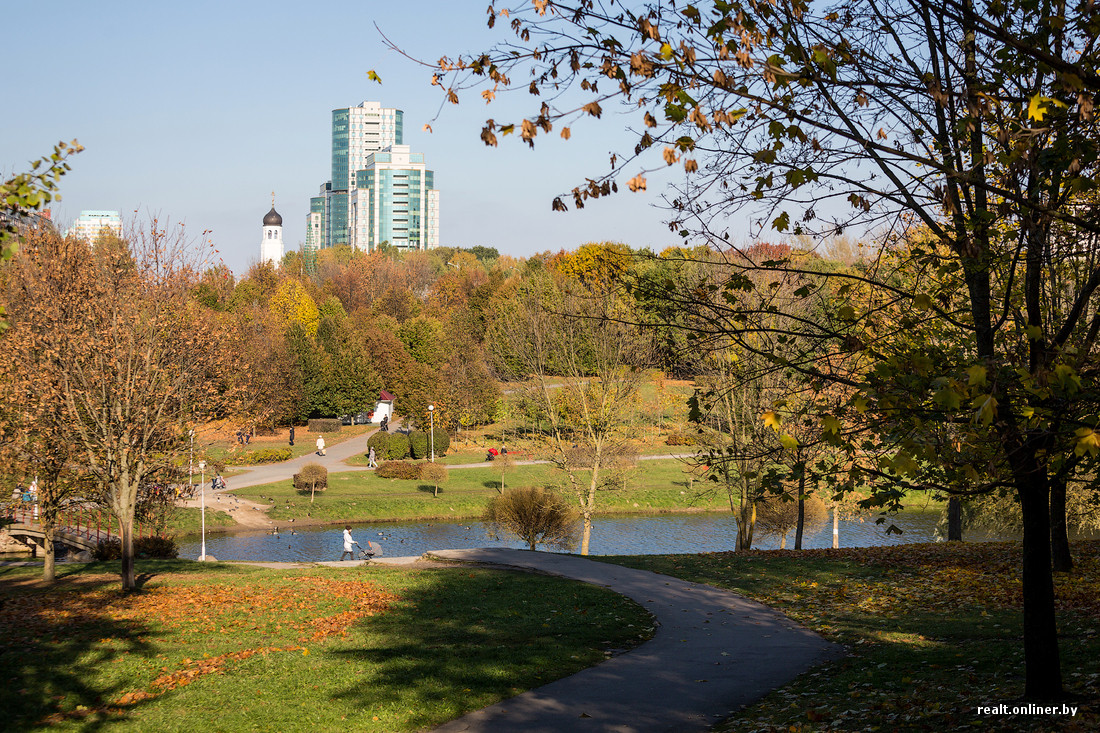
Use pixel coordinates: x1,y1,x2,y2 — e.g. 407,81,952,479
368,431,410,460
484,486,579,552
249,448,293,464
754,494,827,549
308,418,342,433
294,463,328,502
409,429,451,459
419,462,449,498
375,461,423,480
94,535,179,560
664,431,697,446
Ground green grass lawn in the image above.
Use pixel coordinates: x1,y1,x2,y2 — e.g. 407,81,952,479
0,559,653,732
602,541,1100,731
221,456,942,531
229,458,733,525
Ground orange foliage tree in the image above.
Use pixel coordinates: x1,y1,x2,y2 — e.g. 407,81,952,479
1,224,249,591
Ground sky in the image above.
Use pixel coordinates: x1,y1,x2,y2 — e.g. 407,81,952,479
1,1,701,274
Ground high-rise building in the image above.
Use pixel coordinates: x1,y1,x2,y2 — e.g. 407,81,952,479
350,146,440,251
310,101,439,252
66,210,122,242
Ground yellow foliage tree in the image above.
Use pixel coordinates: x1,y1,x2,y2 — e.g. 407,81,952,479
268,278,320,336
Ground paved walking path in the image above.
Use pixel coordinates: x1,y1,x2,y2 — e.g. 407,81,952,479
425,548,841,733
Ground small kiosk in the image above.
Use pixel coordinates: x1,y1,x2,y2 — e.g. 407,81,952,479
373,390,395,424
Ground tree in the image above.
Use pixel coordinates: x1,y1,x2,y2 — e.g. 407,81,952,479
755,494,827,549
0,360,87,582
0,141,81,330
490,273,648,554
1,224,247,591
294,463,328,503
420,462,449,498
495,451,516,494
432,0,1100,698
485,486,579,552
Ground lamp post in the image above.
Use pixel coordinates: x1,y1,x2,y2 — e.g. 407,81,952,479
428,405,435,463
198,460,207,561
188,429,194,497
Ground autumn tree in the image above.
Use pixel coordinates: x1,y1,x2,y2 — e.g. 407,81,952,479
0,345,87,582
755,493,827,549
490,273,648,554
429,0,1100,698
1,223,247,591
420,462,449,498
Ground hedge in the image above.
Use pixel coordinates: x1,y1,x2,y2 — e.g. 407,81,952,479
375,461,424,480
224,447,292,465
409,429,450,459
368,431,410,460
308,418,343,433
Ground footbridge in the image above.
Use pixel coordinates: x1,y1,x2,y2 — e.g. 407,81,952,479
2,505,118,557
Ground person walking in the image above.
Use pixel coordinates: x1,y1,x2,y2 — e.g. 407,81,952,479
340,525,355,561
368,445,377,468
316,435,326,456
289,425,295,446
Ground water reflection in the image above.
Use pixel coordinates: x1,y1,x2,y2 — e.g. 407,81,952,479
177,510,989,563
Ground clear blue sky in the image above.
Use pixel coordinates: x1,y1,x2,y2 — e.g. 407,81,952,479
2,1,694,273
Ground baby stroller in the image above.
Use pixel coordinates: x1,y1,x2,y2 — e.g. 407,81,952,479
356,541,383,561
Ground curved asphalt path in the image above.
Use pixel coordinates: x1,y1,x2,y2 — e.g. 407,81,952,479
223,429,692,491
424,548,841,733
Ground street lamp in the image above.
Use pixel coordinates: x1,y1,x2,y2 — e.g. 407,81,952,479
198,460,207,561
428,405,435,463
188,429,194,497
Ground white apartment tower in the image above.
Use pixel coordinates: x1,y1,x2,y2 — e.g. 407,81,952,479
67,210,122,242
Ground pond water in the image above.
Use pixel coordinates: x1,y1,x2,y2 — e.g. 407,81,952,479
176,509,1017,563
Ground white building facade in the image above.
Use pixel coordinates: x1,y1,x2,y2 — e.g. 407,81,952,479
260,206,284,266
66,210,122,242
350,145,440,251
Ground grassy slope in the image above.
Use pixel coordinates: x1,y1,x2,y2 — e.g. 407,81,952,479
228,459,731,526
0,560,653,733
603,541,1100,732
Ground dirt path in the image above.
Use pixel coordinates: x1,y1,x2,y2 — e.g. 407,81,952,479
178,493,274,530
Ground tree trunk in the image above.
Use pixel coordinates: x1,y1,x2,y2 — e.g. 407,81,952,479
779,533,786,550
832,505,839,549
119,515,136,592
43,527,56,583
794,471,806,550
947,496,963,542
1014,451,1063,700
580,511,592,555
736,491,755,551
1050,476,1072,572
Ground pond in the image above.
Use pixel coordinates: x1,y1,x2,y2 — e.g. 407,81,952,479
176,508,1018,563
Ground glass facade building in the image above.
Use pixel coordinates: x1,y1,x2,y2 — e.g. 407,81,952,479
311,101,438,251
350,146,439,251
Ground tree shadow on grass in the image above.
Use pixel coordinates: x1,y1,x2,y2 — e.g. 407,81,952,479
0,570,158,732
325,567,653,730
416,484,442,495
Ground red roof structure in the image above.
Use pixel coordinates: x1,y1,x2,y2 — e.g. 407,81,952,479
379,390,395,402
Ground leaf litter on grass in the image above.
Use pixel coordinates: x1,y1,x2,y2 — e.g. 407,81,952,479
0,572,398,726
613,541,1100,733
